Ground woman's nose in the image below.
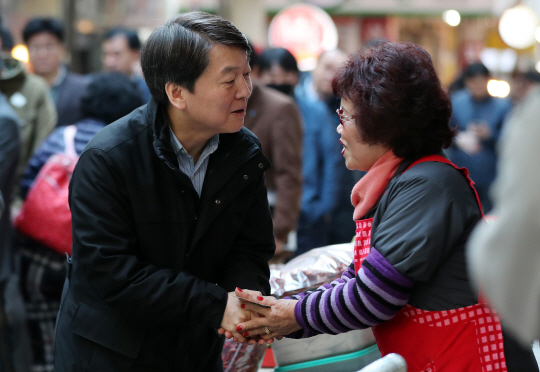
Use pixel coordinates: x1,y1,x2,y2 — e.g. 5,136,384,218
336,123,343,134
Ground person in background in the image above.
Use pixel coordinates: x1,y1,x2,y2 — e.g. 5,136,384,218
257,47,343,256
102,26,151,102
509,69,540,104
449,71,466,95
244,46,303,262
54,12,275,371
296,48,358,245
23,17,90,127
448,62,512,214
467,68,540,356
0,89,32,372
0,90,21,322
20,72,143,197
0,26,56,187
16,72,143,372
233,41,537,372
301,49,348,106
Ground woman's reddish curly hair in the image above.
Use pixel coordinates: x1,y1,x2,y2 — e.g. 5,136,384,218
332,42,456,159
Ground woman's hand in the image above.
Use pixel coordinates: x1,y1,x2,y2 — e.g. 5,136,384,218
234,287,301,343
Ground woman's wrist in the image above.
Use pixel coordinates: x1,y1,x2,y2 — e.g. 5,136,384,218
286,300,302,332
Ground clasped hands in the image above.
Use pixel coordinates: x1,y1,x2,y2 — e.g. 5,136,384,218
218,287,301,345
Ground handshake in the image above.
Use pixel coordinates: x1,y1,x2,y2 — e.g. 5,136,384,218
218,287,301,344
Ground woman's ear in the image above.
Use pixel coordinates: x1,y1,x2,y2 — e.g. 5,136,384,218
165,82,187,110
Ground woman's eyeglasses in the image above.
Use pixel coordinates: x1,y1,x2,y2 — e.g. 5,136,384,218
336,107,356,125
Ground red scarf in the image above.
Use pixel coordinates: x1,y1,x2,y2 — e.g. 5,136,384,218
351,150,404,220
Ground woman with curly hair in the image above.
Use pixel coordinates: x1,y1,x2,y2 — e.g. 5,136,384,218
232,42,534,371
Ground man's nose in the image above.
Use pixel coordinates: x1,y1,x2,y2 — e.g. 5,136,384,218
236,75,252,99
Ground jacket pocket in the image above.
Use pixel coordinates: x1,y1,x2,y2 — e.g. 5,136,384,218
70,302,147,359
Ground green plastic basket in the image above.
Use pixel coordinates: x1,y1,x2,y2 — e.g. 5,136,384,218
274,344,380,372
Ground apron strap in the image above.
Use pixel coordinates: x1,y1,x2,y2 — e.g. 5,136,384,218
403,154,484,217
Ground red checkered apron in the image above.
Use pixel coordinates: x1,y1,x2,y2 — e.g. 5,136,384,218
354,155,507,372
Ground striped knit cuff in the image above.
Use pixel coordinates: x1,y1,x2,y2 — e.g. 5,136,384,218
291,299,319,338
292,247,415,337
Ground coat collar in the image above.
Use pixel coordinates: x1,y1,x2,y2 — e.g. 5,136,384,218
145,97,270,180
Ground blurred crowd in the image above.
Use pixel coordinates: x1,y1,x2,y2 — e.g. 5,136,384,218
0,14,538,372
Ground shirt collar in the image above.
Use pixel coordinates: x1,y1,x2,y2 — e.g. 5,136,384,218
168,126,220,162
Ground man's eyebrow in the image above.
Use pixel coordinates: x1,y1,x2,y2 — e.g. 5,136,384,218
220,64,251,75
221,66,240,75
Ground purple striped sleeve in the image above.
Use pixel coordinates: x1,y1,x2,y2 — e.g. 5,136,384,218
289,248,414,338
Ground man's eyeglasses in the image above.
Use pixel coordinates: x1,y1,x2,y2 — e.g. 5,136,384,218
336,107,356,125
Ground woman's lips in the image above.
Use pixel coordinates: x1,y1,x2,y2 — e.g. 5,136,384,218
340,139,346,155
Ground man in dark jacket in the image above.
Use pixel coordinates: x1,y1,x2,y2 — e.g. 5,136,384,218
23,17,90,127
53,12,275,371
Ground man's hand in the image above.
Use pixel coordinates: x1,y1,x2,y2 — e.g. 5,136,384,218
218,291,254,343
218,289,266,344
274,239,284,256
234,288,301,344
455,130,482,155
469,121,491,140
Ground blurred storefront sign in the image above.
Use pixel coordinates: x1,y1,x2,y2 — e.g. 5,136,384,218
264,0,494,15
268,4,338,71
304,0,346,7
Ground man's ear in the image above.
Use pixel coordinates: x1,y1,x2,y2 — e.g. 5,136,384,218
250,65,260,81
165,82,187,110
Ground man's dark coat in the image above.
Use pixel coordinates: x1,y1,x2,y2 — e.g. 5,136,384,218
53,99,275,371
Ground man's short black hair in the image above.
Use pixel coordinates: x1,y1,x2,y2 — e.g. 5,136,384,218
259,48,298,75
104,27,142,51
141,11,251,106
23,17,64,44
0,26,14,52
464,62,490,79
81,72,144,124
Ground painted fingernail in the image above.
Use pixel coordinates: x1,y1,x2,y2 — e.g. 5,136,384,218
236,287,243,292
236,326,242,331
241,304,245,309
243,332,249,336
257,296,263,301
